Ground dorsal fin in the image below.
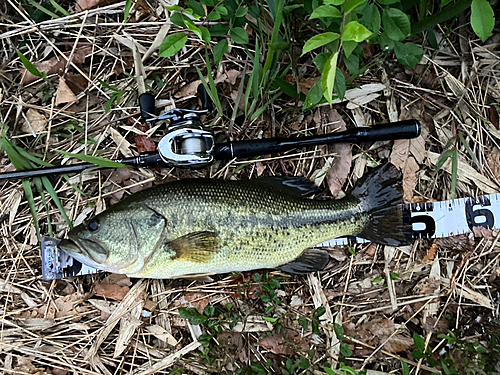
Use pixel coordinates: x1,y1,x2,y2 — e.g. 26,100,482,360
252,176,322,198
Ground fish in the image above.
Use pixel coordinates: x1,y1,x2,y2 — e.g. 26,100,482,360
58,163,411,279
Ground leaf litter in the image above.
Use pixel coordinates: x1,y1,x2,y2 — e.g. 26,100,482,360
0,1,500,374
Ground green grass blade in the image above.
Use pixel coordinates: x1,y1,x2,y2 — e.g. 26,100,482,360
55,150,126,168
27,0,60,19
124,0,133,23
41,176,73,229
62,174,87,197
33,177,53,236
433,148,454,177
451,147,458,199
16,50,42,78
22,179,40,241
262,0,284,80
14,144,52,167
49,0,70,16
458,133,480,166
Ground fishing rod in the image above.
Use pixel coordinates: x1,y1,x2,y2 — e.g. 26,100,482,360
0,85,421,181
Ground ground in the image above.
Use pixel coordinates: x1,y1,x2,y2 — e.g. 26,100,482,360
0,0,500,374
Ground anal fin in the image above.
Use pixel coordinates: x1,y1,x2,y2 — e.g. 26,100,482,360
280,248,330,274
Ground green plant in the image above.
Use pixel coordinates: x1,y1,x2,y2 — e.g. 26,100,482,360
0,126,72,239
301,0,425,108
98,80,126,113
325,363,367,375
17,50,47,80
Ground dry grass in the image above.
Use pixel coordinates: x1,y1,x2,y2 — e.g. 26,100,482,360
0,1,500,374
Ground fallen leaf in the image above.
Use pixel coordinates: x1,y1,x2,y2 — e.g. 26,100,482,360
323,108,352,196
487,147,500,180
472,226,494,239
135,134,156,153
256,161,266,176
175,70,241,98
12,357,50,375
345,319,413,356
55,76,78,105
422,243,438,262
93,282,130,301
176,292,210,314
64,72,88,95
37,293,85,319
284,75,319,95
22,109,47,135
101,274,132,287
21,46,91,85
257,328,309,355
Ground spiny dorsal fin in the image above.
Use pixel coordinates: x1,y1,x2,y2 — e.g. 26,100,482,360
280,248,330,274
252,176,322,198
169,231,220,263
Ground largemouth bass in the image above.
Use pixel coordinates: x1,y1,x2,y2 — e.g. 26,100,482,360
59,164,411,278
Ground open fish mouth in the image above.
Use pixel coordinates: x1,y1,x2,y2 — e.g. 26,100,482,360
58,238,108,264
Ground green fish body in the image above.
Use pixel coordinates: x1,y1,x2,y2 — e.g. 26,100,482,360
59,164,410,278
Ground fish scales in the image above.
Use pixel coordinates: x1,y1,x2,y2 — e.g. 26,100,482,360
58,164,410,278
135,179,365,277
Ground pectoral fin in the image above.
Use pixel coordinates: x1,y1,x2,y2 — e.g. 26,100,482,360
280,248,330,274
169,231,220,263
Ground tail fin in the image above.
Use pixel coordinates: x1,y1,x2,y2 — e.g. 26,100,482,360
352,163,412,246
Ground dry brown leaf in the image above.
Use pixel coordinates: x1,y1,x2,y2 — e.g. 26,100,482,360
284,75,319,95
22,109,47,135
38,293,85,319
177,292,210,314
12,357,50,375
101,273,132,287
472,226,494,239
345,318,413,356
93,282,130,301
422,243,438,262
55,76,77,106
175,70,241,98
487,147,500,180
256,161,266,176
21,46,91,85
257,329,309,355
323,108,352,196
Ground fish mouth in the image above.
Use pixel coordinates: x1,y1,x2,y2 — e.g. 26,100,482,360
58,238,108,264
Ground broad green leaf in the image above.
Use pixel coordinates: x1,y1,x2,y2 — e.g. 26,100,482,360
170,12,188,27
17,50,43,78
303,79,323,109
55,150,126,168
325,0,345,5
343,53,359,75
413,332,426,351
199,26,211,43
231,27,249,44
382,8,410,42
213,39,228,64
274,77,297,98
186,0,206,16
313,53,331,71
471,0,494,42
394,42,424,67
340,342,353,357
342,21,372,42
342,40,358,58
333,67,346,99
217,5,228,15
235,6,248,17
210,23,229,36
207,10,221,20
360,3,381,35
333,323,344,340
343,0,366,13
310,5,342,19
378,0,399,4
302,32,340,55
322,52,339,106
159,33,188,57
185,21,203,40
380,32,395,50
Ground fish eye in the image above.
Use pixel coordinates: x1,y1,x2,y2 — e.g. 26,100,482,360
88,219,100,232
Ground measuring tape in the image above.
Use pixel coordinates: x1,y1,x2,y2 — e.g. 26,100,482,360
317,194,499,247
40,193,499,280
